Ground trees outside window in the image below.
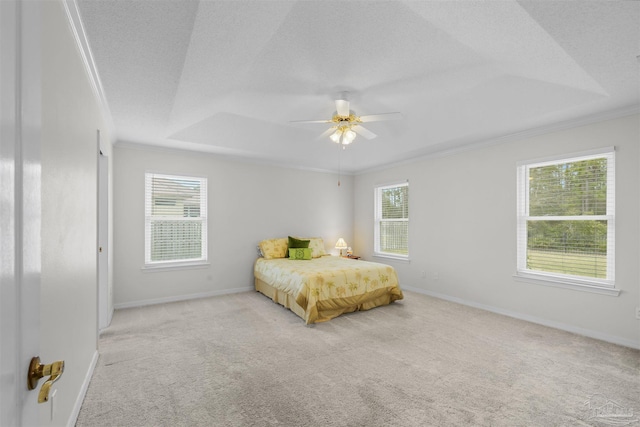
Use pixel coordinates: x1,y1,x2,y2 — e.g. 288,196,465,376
375,182,409,258
517,149,615,288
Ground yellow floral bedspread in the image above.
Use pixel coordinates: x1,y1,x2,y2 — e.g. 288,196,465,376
254,256,403,323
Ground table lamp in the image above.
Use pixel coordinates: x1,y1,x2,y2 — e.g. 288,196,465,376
335,238,348,256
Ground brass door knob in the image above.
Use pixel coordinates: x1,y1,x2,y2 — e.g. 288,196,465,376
27,356,64,403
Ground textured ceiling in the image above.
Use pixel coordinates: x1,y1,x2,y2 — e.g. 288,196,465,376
77,0,639,173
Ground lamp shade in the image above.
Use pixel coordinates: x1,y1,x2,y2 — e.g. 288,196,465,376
335,238,348,249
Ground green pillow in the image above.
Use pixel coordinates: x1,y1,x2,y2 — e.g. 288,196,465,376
288,236,310,249
289,248,312,260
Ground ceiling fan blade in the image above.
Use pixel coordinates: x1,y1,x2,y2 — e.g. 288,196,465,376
359,112,402,122
352,125,377,140
335,99,350,117
316,127,337,140
290,119,333,124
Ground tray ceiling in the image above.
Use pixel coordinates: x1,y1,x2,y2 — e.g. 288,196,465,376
77,0,639,173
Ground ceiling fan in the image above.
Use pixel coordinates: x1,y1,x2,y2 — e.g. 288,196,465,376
292,92,402,146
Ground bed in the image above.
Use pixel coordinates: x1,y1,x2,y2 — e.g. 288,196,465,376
254,237,404,324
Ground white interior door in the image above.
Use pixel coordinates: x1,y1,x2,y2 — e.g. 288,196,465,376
98,152,109,330
0,0,42,425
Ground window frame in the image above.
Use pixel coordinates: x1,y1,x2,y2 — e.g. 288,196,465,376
143,172,208,270
515,147,617,295
374,180,410,261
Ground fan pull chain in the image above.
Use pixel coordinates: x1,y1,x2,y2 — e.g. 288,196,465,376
337,144,342,187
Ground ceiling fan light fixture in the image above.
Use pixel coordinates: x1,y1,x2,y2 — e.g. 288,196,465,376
343,129,356,144
293,92,399,146
330,130,341,143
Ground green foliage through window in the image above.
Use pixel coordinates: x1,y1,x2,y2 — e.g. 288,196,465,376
517,151,614,283
529,158,607,217
375,182,409,256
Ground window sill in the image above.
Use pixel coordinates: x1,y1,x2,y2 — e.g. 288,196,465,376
373,253,411,263
513,271,619,296
142,261,210,272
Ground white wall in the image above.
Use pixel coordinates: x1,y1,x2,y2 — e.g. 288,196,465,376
41,1,113,425
113,144,354,307
354,114,640,348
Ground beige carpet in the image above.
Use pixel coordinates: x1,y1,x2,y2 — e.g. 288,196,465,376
76,291,639,426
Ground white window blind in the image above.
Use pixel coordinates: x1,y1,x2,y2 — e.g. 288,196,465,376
145,173,207,266
516,148,615,288
374,181,409,258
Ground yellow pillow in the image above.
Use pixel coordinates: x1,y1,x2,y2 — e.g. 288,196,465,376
306,237,327,258
258,238,288,259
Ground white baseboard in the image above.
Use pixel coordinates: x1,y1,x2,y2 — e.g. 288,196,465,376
98,308,115,336
402,285,640,350
113,287,254,310
67,349,99,427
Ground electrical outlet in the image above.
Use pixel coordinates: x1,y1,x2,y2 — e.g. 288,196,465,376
432,272,439,281
420,270,426,279
635,307,640,320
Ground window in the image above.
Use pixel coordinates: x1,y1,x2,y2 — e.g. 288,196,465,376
516,148,615,291
145,173,207,267
374,181,409,259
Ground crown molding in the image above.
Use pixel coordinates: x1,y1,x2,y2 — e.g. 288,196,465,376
115,140,356,177
356,105,639,175
62,0,115,137
116,102,637,177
